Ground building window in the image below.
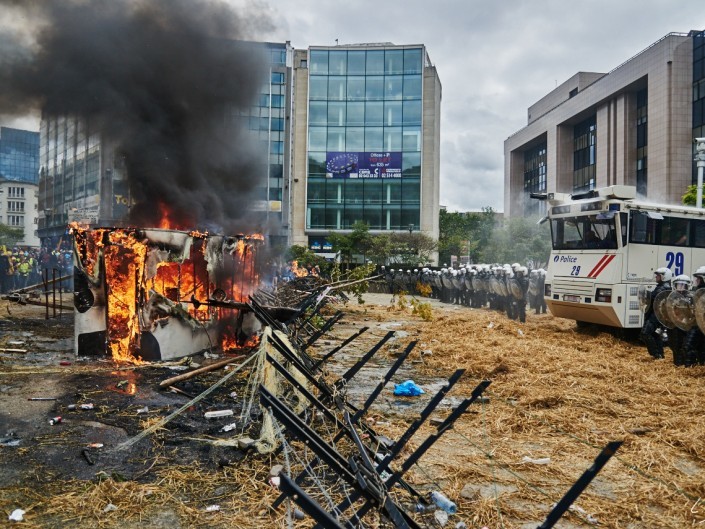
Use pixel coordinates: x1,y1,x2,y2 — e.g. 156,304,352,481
523,143,547,217
270,49,286,65
573,115,596,193
636,88,648,196
271,72,285,85
7,215,23,226
569,88,578,98
8,186,25,198
8,201,25,213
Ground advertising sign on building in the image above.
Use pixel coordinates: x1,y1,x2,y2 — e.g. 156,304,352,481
308,236,334,252
68,207,99,225
326,152,402,179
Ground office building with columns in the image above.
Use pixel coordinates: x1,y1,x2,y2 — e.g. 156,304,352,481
505,30,705,217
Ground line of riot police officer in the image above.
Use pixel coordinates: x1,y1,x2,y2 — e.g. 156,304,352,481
641,266,705,367
380,263,548,323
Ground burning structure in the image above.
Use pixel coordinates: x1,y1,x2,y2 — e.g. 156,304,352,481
73,224,264,362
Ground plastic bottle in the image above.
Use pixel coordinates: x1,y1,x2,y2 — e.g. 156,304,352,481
430,491,457,514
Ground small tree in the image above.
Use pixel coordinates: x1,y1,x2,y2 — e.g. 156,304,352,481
389,232,437,266
0,224,24,248
682,184,705,207
285,245,330,273
328,221,373,265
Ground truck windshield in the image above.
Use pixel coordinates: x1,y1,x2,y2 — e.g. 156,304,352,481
550,214,619,250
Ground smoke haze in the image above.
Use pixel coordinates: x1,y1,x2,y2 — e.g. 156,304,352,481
0,0,276,232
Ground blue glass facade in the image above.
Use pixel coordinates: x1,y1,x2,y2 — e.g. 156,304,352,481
242,42,288,226
306,46,423,231
0,127,40,183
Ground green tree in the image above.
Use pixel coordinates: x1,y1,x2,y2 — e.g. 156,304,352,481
682,184,705,207
366,233,393,264
389,232,437,266
327,221,373,264
285,244,330,273
0,224,24,248
438,207,497,264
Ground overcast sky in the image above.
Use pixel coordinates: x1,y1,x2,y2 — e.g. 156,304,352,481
237,0,704,212
3,1,703,213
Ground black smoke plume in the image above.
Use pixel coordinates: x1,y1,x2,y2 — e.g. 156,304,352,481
0,0,276,232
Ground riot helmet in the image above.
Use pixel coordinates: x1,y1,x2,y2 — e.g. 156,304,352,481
673,274,692,292
654,267,672,283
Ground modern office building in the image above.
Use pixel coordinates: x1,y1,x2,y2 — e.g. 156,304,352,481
0,127,40,247
505,30,705,218
0,127,40,184
288,43,441,256
37,41,293,246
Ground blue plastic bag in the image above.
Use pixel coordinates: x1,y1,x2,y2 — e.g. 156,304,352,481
394,380,424,397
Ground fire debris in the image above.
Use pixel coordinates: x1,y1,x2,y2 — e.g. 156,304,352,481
72,225,264,363
2,280,668,528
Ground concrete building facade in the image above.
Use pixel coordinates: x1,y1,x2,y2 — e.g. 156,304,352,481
289,43,441,257
0,178,40,247
505,31,704,218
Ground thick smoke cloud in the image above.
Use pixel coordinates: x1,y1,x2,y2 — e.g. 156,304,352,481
0,0,276,232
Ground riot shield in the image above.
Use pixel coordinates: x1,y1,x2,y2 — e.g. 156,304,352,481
509,278,524,300
489,276,500,296
441,275,452,290
694,289,705,335
498,278,509,297
653,289,675,329
666,290,695,331
637,284,651,313
528,276,538,298
451,276,462,290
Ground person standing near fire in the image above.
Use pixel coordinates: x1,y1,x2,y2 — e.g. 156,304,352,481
16,256,31,289
0,251,12,293
640,267,672,359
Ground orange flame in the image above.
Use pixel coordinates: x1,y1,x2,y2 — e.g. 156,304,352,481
74,225,264,363
156,201,193,230
290,260,309,277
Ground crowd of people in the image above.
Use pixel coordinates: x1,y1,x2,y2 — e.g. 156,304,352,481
379,263,547,322
640,267,705,367
0,244,74,294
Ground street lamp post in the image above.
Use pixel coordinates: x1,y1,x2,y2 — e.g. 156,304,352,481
695,137,705,209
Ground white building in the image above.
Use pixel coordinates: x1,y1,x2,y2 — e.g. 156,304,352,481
0,178,40,247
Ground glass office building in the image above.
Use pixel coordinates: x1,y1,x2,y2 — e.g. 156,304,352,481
290,43,441,251
0,127,40,184
37,41,293,244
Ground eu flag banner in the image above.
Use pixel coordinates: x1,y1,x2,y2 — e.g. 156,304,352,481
326,152,402,179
